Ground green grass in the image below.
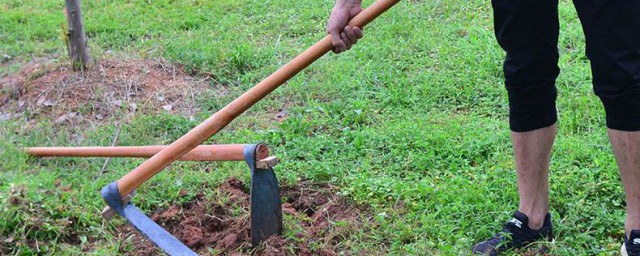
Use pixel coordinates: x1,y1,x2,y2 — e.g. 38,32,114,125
0,0,627,254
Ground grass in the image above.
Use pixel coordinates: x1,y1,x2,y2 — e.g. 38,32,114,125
0,0,627,254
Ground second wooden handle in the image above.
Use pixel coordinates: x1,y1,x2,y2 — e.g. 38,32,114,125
26,145,268,161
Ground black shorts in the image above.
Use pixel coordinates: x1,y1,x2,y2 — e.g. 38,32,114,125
492,0,640,132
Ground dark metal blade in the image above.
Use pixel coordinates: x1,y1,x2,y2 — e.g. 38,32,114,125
244,144,283,246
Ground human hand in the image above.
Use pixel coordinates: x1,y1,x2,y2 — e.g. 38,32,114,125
326,0,364,53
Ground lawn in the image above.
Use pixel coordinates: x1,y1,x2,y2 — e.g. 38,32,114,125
0,0,625,255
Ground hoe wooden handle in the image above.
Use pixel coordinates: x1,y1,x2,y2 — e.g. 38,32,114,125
115,0,401,197
27,145,266,161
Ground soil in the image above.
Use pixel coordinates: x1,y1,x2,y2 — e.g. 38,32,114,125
0,58,207,125
117,178,364,255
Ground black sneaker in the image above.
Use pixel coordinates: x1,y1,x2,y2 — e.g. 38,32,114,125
622,230,640,256
471,211,553,255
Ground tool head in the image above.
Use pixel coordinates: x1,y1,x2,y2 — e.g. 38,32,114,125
244,144,283,246
100,143,283,254
101,182,197,256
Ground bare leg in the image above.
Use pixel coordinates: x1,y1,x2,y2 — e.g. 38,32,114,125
512,123,557,229
608,129,640,238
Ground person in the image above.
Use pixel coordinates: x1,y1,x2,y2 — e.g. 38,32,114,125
327,0,640,255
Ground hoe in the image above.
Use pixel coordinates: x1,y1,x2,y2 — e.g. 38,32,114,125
29,0,400,255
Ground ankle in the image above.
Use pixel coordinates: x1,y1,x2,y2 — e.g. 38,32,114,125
518,209,547,230
527,216,545,230
625,217,640,238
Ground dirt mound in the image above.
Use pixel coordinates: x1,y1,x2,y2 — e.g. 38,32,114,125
117,178,364,255
0,58,207,125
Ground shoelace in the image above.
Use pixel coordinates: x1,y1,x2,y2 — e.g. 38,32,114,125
486,221,537,250
481,222,519,250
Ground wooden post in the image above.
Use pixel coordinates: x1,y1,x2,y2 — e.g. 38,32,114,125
64,0,91,70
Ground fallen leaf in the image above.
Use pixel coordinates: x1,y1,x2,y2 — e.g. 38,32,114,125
54,179,62,187
162,104,173,111
95,113,104,120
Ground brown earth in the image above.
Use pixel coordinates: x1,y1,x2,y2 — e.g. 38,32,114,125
117,178,365,255
0,58,207,126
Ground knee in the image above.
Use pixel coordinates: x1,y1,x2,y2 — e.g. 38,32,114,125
507,85,558,132
591,49,640,131
502,48,560,133
597,86,640,131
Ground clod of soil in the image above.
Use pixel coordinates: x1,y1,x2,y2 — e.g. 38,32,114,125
117,178,365,255
0,58,207,125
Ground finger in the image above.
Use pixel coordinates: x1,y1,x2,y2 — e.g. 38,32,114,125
341,31,352,50
332,45,343,53
344,26,357,44
329,29,346,53
349,6,363,18
353,27,363,39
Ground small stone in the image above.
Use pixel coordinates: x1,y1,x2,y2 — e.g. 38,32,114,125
36,95,46,106
43,100,57,107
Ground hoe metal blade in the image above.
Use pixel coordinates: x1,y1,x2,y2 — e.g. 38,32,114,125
244,144,283,246
101,182,197,256
100,143,283,254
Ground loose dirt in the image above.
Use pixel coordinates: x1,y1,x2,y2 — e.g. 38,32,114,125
0,58,207,125
117,178,365,255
